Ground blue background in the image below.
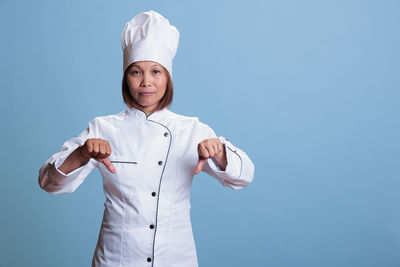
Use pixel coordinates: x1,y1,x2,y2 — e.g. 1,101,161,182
1,0,399,266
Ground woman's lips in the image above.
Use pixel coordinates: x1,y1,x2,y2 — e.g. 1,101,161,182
139,92,155,96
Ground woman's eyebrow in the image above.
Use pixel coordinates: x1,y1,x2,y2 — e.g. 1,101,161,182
131,63,161,69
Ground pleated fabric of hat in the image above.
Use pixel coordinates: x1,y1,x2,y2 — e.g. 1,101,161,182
121,10,180,77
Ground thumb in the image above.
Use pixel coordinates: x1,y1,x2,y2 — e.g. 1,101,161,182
102,158,116,174
194,158,205,175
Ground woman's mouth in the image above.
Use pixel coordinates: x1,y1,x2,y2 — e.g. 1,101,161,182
139,92,155,96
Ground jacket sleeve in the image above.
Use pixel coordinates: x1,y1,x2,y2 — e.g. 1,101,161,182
38,118,100,194
197,121,255,190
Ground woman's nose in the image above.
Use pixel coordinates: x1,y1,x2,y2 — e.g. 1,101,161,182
141,73,151,87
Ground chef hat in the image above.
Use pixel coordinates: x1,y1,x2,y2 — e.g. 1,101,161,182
121,10,180,77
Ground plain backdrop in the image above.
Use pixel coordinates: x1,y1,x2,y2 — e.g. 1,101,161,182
1,0,399,266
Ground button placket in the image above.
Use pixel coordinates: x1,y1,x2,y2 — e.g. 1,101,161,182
145,123,171,267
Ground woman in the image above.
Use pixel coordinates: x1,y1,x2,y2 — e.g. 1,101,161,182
38,10,255,267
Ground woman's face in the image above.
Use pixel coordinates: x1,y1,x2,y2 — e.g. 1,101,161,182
126,61,169,114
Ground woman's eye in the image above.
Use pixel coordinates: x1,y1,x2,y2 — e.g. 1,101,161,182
130,70,141,75
152,69,161,74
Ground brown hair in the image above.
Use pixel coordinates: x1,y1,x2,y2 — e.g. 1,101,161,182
122,64,173,112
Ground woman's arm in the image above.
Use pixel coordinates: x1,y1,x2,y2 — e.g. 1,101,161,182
194,121,255,190
58,146,90,175
38,119,110,194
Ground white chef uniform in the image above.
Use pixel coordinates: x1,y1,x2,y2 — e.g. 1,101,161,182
38,107,255,267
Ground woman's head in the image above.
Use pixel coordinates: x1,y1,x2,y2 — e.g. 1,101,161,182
121,11,179,115
122,60,173,114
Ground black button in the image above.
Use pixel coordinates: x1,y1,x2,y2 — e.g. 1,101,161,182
147,257,152,262
158,161,163,166
151,192,156,197
164,132,169,137
150,224,154,229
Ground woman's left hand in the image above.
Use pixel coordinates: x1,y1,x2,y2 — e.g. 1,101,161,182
194,138,227,175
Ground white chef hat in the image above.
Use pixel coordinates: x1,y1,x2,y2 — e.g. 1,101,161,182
121,10,180,77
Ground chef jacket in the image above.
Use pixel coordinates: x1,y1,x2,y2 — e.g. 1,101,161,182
38,107,255,267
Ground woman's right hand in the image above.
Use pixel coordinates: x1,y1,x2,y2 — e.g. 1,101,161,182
79,138,116,173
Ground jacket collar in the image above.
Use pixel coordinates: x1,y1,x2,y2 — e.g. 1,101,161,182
126,107,170,121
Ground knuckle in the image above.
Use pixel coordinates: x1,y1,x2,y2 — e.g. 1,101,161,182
86,144,92,152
